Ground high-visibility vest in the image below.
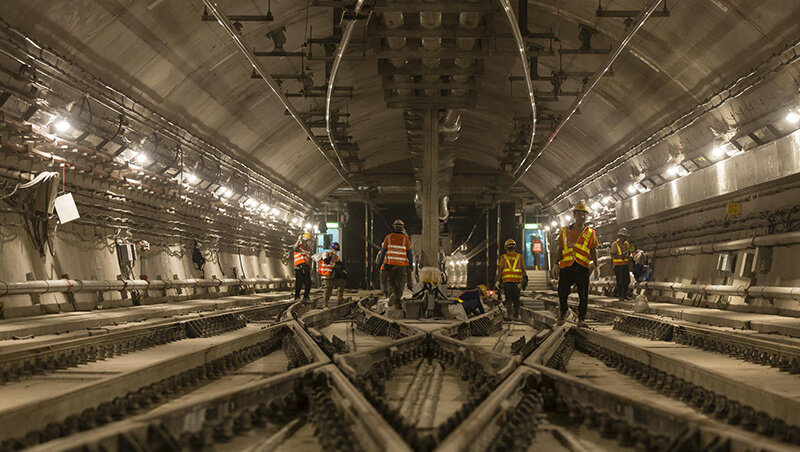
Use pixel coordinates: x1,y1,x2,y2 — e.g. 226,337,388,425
294,244,310,267
612,241,630,266
318,252,339,276
500,252,523,283
560,226,595,269
384,233,410,266
531,240,543,253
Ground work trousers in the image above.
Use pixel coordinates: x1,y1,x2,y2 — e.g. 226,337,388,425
380,269,389,297
294,265,311,299
323,278,346,307
558,263,590,320
532,252,541,270
386,264,407,306
614,265,631,300
503,282,521,319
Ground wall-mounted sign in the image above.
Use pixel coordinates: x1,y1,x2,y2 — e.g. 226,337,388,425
523,223,540,230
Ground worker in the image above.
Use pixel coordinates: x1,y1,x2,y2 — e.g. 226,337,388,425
611,228,632,301
376,252,388,297
496,238,527,319
293,232,313,301
376,219,414,308
454,284,489,316
531,235,543,270
318,242,346,309
555,202,600,327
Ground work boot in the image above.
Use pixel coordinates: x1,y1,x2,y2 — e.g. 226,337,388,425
577,319,588,328
388,293,397,308
302,296,311,304
294,296,301,302
557,314,565,326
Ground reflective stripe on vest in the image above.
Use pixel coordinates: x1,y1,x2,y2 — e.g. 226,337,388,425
318,253,339,276
531,241,542,252
294,245,310,267
612,241,629,266
560,226,594,269
501,253,523,282
385,233,409,266
456,298,464,303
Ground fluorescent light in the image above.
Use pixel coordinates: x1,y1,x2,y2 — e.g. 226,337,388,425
244,198,257,207
220,187,232,197
54,119,70,132
668,166,679,176
712,147,725,158
627,185,637,194
591,202,602,210
787,111,800,123
135,153,148,164
602,196,612,204
259,203,269,211
270,208,280,216
185,173,198,183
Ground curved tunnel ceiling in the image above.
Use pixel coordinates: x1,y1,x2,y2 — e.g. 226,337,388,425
2,0,799,209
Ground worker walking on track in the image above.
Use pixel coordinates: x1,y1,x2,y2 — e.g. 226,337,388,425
555,202,599,327
293,232,313,301
318,242,346,309
531,235,543,270
454,284,489,317
376,219,414,308
611,228,633,301
496,238,527,319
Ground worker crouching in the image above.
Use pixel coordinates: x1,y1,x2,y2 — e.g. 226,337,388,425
455,284,489,317
318,242,346,309
555,202,599,327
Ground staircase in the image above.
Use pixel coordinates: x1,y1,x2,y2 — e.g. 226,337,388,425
527,270,549,291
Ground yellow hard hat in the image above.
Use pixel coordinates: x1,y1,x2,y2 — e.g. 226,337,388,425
393,219,405,230
504,238,516,248
476,284,488,297
573,201,590,213
302,232,312,240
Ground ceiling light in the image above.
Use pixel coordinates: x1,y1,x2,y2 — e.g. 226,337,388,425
220,187,232,197
786,111,800,123
668,166,679,176
545,226,551,231
244,198,257,207
54,119,70,132
135,153,148,164
550,220,557,227
185,173,198,183
602,196,613,204
259,203,269,211
591,202,602,210
712,147,725,158
305,222,312,229
627,184,637,194
270,208,280,216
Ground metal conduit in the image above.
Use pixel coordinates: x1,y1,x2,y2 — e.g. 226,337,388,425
589,280,800,301
512,0,663,185
638,231,800,258
0,277,293,297
203,0,360,194
499,0,536,173
326,0,368,171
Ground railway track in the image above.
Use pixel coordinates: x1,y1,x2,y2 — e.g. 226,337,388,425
0,289,797,451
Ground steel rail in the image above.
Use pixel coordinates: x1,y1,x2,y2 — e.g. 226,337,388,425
512,0,663,185
326,0,368,171
202,0,363,196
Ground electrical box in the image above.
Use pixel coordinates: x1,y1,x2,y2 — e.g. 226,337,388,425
716,253,732,272
117,244,137,265
737,251,754,278
751,247,773,274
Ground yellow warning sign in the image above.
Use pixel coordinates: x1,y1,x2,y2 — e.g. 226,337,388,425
727,202,740,216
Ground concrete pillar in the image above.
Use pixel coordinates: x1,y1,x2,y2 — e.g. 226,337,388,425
421,109,439,268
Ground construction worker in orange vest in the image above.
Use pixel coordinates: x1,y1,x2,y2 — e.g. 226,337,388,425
496,238,527,319
555,202,600,327
611,228,632,301
318,242,346,309
293,232,313,301
376,219,414,308
531,235,543,270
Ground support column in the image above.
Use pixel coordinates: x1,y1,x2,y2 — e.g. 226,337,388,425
421,109,439,268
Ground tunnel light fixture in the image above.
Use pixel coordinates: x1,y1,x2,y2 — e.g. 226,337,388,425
627,184,637,194
591,201,602,211
712,146,725,158
305,222,312,230
545,226,551,231
54,119,71,132
185,173,198,183
219,186,232,198
269,207,280,216
134,153,148,164
244,198,257,208
786,110,800,124
602,196,613,204
550,220,557,227
667,166,680,176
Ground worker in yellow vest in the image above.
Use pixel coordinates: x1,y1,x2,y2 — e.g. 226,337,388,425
555,202,599,327
610,228,632,301
496,238,527,319
293,232,313,301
